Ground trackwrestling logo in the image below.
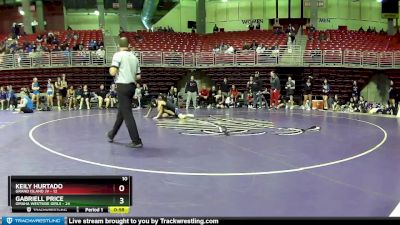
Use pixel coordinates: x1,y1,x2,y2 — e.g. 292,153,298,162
156,116,320,136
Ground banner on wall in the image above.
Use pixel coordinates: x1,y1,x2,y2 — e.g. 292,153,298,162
319,18,335,23
241,19,263,25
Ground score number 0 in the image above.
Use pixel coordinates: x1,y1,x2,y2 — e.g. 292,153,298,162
119,176,128,205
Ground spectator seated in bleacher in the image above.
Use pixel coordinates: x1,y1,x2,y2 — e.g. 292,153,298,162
96,46,105,60
73,33,79,40
274,27,282,35
78,41,84,51
224,44,235,54
213,45,221,53
242,42,251,50
89,40,97,51
256,44,266,54
250,40,258,50
256,22,261,30
36,34,43,43
358,27,364,32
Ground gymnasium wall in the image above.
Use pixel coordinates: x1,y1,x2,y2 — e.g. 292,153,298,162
0,2,64,34
65,12,144,35
310,0,388,31
152,0,196,33
199,0,391,33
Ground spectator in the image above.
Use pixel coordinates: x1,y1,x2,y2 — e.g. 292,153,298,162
224,45,235,54
332,94,341,111
367,26,372,33
303,77,313,110
229,85,239,107
185,75,198,109
256,44,266,54
352,80,359,98
388,80,397,115
78,41,84,51
67,26,73,30
215,90,225,108
251,71,263,109
289,32,296,44
0,86,6,110
36,34,43,43
285,76,295,109
220,78,230,97
248,23,254,30
133,83,142,108
6,85,17,110
270,71,281,109
67,85,76,111
79,84,91,110
250,40,258,50
141,84,150,106
242,42,250,50
46,79,54,109
96,46,105,60
213,24,219,33
31,77,40,109
198,86,209,107
15,91,33,113
256,21,261,30
73,43,79,51
208,85,217,108
96,84,108,109
105,84,117,109
73,33,79,40
191,26,196,34
213,45,220,53
322,78,330,110
359,27,364,32
167,86,178,105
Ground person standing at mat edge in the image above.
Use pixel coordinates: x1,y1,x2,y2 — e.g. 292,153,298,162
107,37,143,148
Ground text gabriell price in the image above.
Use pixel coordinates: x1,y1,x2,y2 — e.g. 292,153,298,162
15,196,64,201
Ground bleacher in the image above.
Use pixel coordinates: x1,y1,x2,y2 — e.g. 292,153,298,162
17,30,103,50
123,30,287,53
306,30,390,51
199,30,287,52
124,31,198,52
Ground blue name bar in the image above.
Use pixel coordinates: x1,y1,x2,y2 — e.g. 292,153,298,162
2,217,65,225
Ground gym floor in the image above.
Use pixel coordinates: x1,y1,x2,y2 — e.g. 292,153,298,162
0,108,399,217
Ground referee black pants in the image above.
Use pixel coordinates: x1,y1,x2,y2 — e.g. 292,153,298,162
110,83,141,144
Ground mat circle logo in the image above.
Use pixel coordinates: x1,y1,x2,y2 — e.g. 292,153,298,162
156,116,320,136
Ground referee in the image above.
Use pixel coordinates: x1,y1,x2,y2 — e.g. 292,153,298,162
107,37,143,148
